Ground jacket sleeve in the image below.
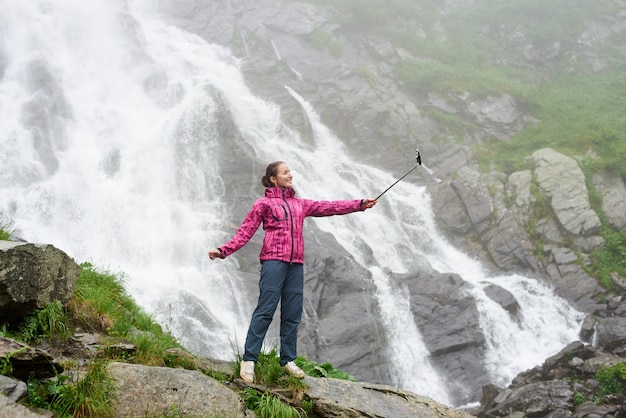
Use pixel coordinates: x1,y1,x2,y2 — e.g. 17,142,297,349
219,200,265,257
302,199,363,217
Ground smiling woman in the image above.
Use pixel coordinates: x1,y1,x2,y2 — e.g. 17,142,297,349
264,161,293,189
207,161,377,383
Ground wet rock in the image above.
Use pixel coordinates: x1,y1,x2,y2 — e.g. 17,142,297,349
0,241,80,325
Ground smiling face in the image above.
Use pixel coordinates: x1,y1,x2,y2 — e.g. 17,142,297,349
270,163,293,188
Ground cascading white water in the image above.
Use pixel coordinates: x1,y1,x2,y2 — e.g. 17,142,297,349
0,0,254,359
281,88,584,403
0,0,584,406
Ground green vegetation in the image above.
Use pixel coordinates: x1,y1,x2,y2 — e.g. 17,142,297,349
241,389,304,418
596,362,626,397
306,0,626,290
235,349,353,416
18,300,69,343
236,349,354,387
309,29,342,58
572,392,587,406
309,0,626,179
71,262,182,365
295,356,355,381
391,0,626,180
589,227,626,290
0,261,356,416
480,72,626,177
0,221,15,240
0,263,191,417
26,360,116,418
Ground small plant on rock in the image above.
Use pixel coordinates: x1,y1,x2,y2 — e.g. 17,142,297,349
596,362,626,397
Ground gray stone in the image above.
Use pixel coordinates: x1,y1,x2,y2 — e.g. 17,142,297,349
428,181,473,234
596,317,626,349
0,394,50,418
403,271,489,405
507,170,533,215
0,241,80,325
0,375,27,402
581,352,623,374
0,337,62,380
550,247,578,265
530,149,601,237
466,94,524,140
304,377,475,418
450,166,494,235
483,216,537,271
300,227,389,385
486,380,574,417
108,362,250,417
483,284,519,317
593,169,626,229
579,316,597,342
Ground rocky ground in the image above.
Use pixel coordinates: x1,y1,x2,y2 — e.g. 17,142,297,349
0,240,475,417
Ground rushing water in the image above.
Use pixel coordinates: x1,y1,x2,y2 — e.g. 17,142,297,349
0,0,584,406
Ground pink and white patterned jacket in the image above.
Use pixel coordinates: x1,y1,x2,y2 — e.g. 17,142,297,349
219,187,364,264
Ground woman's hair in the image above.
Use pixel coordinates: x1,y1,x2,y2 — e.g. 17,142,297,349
261,161,285,187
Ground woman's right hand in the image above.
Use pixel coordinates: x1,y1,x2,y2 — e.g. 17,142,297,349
208,248,222,260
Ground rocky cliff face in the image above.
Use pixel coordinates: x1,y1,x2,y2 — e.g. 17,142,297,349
153,0,626,407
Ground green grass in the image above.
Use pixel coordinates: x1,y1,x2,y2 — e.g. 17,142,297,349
0,221,16,240
477,71,626,177
72,262,182,365
241,389,303,418
52,360,116,417
5,263,200,416
26,360,116,418
236,349,355,386
236,349,354,416
18,300,69,343
596,362,626,397
309,29,342,58
309,0,626,185
2,257,360,417
589,227,626,290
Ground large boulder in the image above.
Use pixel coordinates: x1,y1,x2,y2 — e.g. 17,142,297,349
108,362,251,417
304,376,475,418
400,271,489,405
450,166,494,236
300,227,390,385
530,148,601,237
0,241,80,325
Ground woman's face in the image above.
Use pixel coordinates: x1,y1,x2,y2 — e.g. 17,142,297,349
271,163,293,188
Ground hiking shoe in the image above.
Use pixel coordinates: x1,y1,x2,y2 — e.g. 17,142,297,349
240,360,255,383
283,361,305,378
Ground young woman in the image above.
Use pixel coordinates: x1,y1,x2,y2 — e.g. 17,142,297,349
208,161,377,383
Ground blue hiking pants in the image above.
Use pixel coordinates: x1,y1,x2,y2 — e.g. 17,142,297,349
243,260,303,366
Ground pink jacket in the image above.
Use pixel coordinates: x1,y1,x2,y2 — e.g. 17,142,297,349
219,187,364,264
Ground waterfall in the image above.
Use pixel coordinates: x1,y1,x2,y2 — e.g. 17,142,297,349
282,88,584,402
0,0,584,407
0,0,254,359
